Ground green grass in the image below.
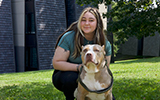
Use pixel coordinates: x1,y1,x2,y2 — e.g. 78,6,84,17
112,57,160,100
0,57,160,100
0,70,65,100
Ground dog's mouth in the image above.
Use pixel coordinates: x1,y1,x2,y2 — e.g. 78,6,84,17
85,60,99,66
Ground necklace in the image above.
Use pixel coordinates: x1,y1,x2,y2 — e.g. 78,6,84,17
84,37,93,44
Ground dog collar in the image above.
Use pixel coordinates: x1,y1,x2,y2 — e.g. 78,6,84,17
78,64,114,94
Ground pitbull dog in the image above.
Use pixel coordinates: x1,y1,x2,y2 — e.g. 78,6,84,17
74,44,113,100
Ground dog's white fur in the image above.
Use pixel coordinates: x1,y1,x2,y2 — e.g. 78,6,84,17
82,73,106,100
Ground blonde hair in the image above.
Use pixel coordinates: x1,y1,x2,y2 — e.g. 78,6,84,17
55,7,106,58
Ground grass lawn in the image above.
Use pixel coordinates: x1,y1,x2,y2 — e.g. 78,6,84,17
0,57,160,100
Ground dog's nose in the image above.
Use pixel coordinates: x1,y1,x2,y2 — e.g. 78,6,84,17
86,53,92,59
87,53,92,57
86,53,93,62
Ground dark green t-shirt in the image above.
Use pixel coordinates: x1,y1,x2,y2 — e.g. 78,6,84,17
58,31,112,64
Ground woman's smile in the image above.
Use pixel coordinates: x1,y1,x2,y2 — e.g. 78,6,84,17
80,12,97,36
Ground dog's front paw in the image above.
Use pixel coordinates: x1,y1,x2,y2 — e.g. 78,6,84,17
74,88,78,98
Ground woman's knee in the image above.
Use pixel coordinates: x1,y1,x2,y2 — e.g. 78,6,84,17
52,71,78,91
61,71,78,85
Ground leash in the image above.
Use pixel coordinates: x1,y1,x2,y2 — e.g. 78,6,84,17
78,62,114,94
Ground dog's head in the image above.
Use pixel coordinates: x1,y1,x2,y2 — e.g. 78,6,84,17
81,44,106,73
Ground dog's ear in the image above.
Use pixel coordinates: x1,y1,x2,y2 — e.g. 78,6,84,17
81,45,84,49
81,45,84,55
102,45,106,55
102,45,105,50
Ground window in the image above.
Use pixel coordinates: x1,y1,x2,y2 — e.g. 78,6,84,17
25,47,38,71
25,0,38,71
25,13,35,34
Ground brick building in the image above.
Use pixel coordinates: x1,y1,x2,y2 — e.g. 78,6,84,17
0,0,88,73
0,0,15,73
119,32,160,57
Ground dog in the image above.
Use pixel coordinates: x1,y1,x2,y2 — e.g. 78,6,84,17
74,44,113,100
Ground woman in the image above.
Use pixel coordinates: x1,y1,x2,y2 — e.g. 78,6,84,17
52,7,112,100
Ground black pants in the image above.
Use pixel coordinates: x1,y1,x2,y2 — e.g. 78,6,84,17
52,70,116,100
52,70,78,100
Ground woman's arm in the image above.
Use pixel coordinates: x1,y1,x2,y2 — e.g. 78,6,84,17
106,55,111,67
52,46,78,71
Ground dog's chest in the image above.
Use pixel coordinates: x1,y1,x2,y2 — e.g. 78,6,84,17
82,73,106,100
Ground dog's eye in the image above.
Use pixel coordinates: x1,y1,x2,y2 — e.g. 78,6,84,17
94,49,99,52
83,49,88,53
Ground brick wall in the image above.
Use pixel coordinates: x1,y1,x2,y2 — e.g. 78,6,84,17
121,37,138,56
35,0,67,70
143,32,160,56
0,0,15,73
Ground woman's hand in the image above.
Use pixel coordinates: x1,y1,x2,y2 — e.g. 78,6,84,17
106,55,111,67
77,64,82,72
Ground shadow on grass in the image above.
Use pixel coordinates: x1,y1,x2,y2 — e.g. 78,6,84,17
113,78,160,100
0,82,65,100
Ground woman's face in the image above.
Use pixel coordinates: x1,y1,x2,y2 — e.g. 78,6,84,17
80,12,97,35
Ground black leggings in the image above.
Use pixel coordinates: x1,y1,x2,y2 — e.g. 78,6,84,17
52,70,79,100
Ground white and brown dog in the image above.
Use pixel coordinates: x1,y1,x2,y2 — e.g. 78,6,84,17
74,44,113,100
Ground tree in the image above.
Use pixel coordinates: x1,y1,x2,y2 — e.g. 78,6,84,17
76,0,160,43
